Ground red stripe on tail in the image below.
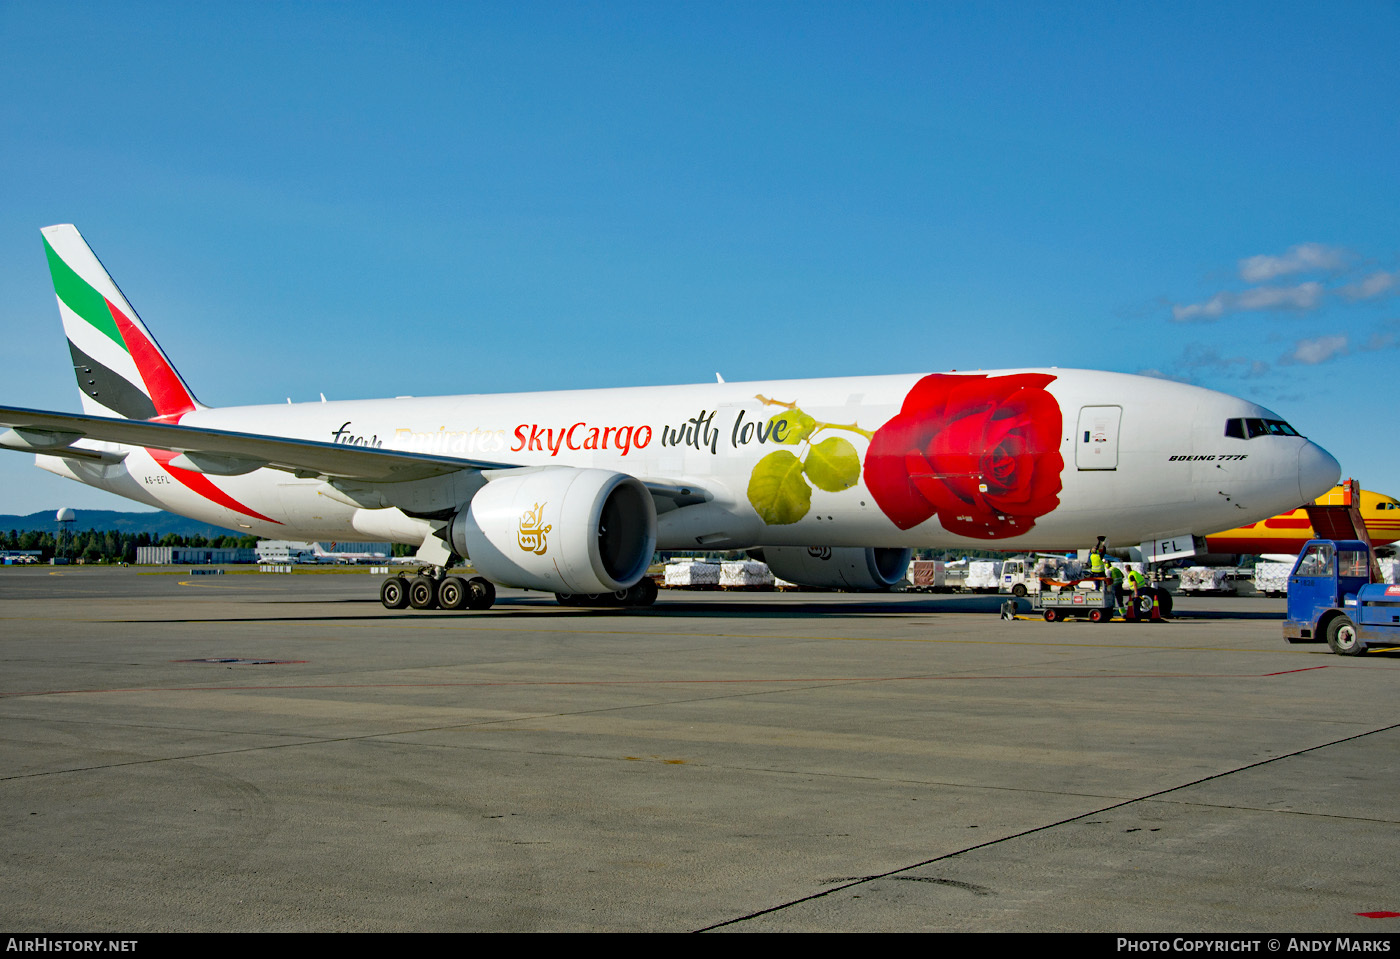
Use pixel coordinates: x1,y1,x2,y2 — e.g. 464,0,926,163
107,298,196,418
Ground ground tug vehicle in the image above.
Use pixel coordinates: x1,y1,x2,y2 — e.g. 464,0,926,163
1284,539,1400,655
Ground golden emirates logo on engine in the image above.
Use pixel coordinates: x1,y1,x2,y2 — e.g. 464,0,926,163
518,502,551,556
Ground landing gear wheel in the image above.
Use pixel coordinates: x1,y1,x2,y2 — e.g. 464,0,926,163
1326,615,1365,656
437,576,469,611
1154,588,1173,619
408,575,440,610
467,577,496,610
380,575,409,610
1134,593,1155,617
613,578,660,607
1043,608,1059,622
631,577,658,607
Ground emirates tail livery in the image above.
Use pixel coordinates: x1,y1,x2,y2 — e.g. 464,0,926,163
0,225,1340,609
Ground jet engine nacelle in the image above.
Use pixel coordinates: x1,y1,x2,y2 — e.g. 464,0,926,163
758,546,912,591
448,468,657,594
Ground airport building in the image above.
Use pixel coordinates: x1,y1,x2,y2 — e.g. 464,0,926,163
1,550,44,564
135,546,257,565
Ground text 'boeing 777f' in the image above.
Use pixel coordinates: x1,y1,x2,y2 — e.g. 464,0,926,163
0,225,1340,610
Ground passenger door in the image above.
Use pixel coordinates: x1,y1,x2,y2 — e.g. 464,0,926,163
1076,406,1121,470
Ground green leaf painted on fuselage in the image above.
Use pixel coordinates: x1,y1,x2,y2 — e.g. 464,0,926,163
747,450,812,525
804,436,861,492
768,409,816,445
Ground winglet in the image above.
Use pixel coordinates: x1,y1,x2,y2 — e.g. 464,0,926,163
41,225,202,420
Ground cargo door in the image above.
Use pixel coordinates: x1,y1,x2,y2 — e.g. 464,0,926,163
1076,406,1121,470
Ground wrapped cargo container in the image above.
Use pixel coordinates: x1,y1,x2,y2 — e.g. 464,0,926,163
720,561,774,589
1253,562,1292,597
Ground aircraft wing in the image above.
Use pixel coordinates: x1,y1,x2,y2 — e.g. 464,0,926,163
0,404,519,482
0,405,707,507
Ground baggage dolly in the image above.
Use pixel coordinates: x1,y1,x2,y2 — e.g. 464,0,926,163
1033,581,1116,623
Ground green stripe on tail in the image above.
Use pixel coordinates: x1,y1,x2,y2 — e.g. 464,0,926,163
43,236,126,352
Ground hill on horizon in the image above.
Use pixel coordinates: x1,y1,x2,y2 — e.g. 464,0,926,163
0,509,247,539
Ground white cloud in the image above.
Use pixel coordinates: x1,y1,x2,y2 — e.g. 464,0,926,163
1171,281,1324,322
1362,330,1397,352
1176,343,1270,377
1236,282,1325,311
1135,368,1190,383
1237,280,1321,310
1338,271,1397,301
1238,243,1349,283
1171,295,1229,322
1279,334,1349,366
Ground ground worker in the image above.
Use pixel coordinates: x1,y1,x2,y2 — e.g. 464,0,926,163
1108,560,1125,606
1088,536,1108,577
1124,565,1158,620
1126,566,1147,592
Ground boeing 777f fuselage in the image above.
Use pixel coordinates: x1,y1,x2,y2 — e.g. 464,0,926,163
0,225,1341,608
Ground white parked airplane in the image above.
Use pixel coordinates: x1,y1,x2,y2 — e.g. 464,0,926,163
310,542,390,565
0,225,1340,610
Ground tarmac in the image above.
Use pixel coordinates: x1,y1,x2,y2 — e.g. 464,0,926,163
1,566,1396,933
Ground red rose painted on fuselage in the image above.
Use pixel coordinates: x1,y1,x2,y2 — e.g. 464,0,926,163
865,373,1064,538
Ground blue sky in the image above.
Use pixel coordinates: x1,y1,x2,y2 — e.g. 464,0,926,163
1,1,1396,518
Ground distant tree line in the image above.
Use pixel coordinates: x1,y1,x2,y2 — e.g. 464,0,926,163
0,529,259,564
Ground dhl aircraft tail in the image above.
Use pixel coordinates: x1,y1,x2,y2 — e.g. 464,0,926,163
41,224,203,421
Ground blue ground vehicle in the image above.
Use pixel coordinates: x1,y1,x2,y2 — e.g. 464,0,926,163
1283,539,1400,655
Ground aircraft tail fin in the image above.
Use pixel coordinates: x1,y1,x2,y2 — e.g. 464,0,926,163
41,225,203,421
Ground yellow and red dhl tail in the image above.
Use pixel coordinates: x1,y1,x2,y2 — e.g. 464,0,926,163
41,224,202,422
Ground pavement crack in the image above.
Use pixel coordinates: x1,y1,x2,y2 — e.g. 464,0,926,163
694,720,1400,932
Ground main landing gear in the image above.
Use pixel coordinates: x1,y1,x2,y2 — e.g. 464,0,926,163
378,572,662,610
380,571,496,611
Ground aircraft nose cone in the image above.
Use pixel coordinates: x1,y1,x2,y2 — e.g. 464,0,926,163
1298,441,1341,503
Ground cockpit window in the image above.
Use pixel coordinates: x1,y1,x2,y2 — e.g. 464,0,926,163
1224,417,1301,439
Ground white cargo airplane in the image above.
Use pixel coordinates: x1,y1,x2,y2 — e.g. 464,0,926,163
0,225,1340,610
